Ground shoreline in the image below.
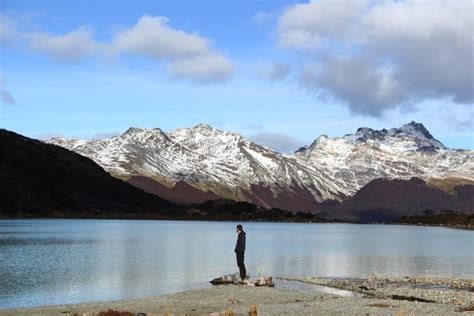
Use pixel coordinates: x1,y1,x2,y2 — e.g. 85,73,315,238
2,275,472,315
1,217,472,231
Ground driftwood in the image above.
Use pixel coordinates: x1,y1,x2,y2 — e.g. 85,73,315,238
391,294,436,303
210,273,240,285
210,273,274,287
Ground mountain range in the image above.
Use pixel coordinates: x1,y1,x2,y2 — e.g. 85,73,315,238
0,129,321,222
47,121,473,213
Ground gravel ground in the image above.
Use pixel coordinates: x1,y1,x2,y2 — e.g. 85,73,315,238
282,275,474,308
1,276,473,315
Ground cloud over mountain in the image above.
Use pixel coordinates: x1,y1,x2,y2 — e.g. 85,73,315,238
250,131,302,152
276,0,474,116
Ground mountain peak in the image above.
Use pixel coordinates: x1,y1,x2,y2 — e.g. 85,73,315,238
122,127,145,136
356,127,374,134
122,127,165,135
184,123,225,136
309,134,329,149
192,123,214,131
353,121,440,144
354,127,386,141
398,121,434,140
298,121,447,154
185,123,245,140
121,127,170,143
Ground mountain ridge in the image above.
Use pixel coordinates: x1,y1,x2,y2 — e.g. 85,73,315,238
46,121,474,211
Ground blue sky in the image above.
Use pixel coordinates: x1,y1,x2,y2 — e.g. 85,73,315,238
1,0,473,151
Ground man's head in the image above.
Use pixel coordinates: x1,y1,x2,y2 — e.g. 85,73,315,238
236,224,243,233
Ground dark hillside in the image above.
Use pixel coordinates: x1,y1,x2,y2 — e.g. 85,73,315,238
0,129,180,218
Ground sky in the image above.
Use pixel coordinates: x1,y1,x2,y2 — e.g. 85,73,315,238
1,0,473,151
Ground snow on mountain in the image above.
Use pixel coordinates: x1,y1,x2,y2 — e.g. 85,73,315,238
47,121,473,210
166,124,347,201
51,127,200,182
294,121,472,196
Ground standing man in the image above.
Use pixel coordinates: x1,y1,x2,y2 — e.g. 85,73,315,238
235,224,247,281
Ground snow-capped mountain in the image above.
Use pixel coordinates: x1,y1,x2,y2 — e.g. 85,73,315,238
47,121,473,211
294,121,473,197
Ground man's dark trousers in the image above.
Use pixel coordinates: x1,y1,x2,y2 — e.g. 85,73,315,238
236,251,246,280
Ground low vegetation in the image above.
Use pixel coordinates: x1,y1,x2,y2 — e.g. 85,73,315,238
183,199,329,222
398,210,474,227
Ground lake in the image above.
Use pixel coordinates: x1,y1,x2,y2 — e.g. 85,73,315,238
0,220,472,309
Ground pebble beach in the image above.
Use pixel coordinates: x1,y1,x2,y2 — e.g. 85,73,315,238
1,275,472,315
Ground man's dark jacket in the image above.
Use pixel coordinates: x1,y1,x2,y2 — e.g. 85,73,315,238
235,231,246,253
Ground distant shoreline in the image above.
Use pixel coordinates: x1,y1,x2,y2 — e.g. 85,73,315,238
0,217,474,230
1,216,473,230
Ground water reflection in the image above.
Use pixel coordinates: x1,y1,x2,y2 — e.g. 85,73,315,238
0,220,472,309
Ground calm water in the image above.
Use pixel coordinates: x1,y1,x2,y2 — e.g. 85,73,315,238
0,220,473,309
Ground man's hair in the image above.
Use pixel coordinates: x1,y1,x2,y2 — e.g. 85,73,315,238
236,224,243,231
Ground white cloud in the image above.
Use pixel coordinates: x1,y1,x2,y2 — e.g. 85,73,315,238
256,62,291,81
276,0,474,116
28,26,98,62
250,132,303,153
277,0,367,50
1,90,15,104
0,76,15,105
301,57,406,116
112,16,209,60
0,15,18,44
439,106,474,132
111,16,234,82
1,14,234,83
448,116,474,132
167,54,234,83
361,1,473,105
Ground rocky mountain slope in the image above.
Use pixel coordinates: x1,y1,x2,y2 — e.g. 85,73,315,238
47,122,474,211
321,177,474,223
0,129,179,218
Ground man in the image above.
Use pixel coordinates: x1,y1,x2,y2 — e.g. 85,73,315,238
234,224,247,281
